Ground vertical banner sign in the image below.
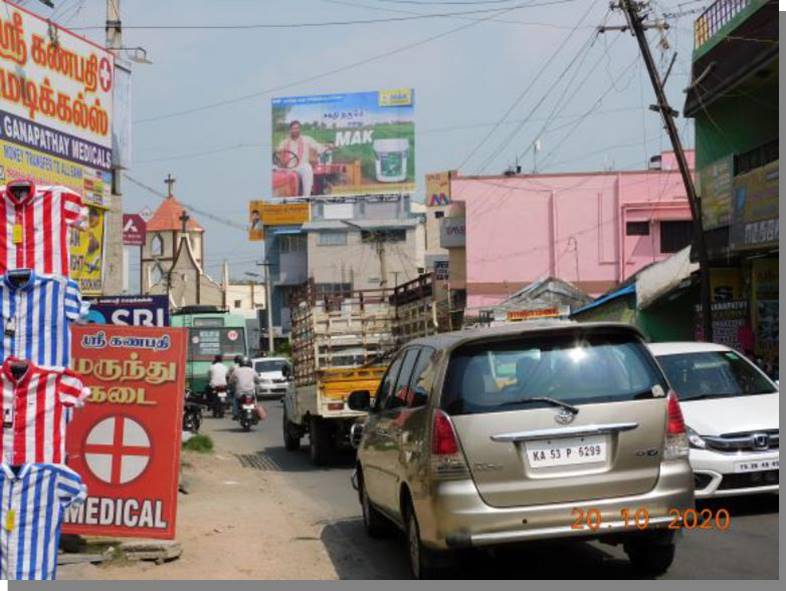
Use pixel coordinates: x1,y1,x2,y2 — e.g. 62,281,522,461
64,325,186,539
426,171,453,207
0,1,114,294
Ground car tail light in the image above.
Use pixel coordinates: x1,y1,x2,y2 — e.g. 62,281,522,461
664,390,689,460
327,402,344,411
430,410,468,479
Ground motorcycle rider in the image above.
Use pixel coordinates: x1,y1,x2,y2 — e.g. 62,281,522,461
230,356,258,420
207,354,229,409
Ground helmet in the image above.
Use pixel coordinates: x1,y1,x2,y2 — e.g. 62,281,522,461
233,355,243,365
240,356,253,368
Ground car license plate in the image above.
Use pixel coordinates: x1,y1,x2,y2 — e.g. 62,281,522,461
525,435,607,468
734,458,779,473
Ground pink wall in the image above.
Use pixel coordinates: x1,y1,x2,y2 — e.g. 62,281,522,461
452,151,694,310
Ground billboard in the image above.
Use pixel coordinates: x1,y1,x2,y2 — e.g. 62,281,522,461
248,200,310,240
86,295,170,327
272,89,415,198
1,1,114,292
64,325,186,539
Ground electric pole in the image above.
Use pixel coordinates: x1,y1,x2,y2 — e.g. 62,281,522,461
611,0,713,342
256,261,275,354
341,220,389,290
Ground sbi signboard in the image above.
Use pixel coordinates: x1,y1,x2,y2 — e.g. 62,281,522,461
85,295,170,327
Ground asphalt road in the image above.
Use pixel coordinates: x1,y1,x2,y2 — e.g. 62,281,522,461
203,402,779,580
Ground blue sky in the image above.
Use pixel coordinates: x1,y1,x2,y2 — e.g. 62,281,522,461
21,0,700,282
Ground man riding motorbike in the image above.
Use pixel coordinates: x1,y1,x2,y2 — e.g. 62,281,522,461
207,354,229,417
230,356,258,421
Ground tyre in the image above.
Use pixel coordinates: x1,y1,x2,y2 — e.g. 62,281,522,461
241,417,251,432
625,540,675,576
358,471,387,538
405,505,443,580
283,412,301,451
309,416,331,466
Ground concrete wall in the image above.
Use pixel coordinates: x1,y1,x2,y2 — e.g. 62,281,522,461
451,153,694,309
225,283,266,318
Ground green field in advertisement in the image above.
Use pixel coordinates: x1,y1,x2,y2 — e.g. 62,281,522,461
272,89,415,198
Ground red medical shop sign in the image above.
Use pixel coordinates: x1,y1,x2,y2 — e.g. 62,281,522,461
63,325,186,539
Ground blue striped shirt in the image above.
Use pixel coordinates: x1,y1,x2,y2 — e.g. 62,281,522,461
0,463,87,580
0,271,86,370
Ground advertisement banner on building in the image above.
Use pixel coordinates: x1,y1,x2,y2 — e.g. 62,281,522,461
426,171,453,207
751,258,778,361
249,200,310,238
64,325,186,539
710,268,742,302
70,206,106,295
729,160,779,251
271,89,415,198
86,295,170,327
1,1,113,293
439,216,466,248
694,300,750,352
697,156,733,230
507,307,561,322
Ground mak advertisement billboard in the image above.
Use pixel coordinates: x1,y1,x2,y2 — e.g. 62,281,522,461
272,89,414,198
0,1,114,295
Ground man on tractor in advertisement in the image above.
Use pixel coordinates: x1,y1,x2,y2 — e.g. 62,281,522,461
275,120,334,197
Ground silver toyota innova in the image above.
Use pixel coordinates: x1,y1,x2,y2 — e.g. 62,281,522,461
348,321,694,579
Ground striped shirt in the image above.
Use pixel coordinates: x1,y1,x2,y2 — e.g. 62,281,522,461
0,463,87,580
0,271,86,370
0,182,87,277
1,358,89,465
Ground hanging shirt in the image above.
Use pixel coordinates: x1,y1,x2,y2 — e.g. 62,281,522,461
0,463,87,580
0,271,86,370
0,182,87,277
0,358,90,465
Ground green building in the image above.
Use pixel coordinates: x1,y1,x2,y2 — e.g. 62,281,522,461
684,0,778,371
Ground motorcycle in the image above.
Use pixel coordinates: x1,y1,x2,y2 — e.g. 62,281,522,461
238,392,260,432
183,389,203,433
211,385,229,419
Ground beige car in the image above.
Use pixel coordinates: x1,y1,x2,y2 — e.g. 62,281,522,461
348,321,694,579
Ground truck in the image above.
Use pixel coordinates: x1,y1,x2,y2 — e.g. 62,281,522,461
282,282,396,465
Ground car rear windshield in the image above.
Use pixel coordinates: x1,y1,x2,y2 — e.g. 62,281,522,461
255,360,289,373
656,350,776,400
441,332,667,415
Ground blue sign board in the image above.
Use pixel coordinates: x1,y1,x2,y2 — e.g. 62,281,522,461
85,295,170,327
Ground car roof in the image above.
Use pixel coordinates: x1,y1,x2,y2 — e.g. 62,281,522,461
404,321,646,353
647,342,734,356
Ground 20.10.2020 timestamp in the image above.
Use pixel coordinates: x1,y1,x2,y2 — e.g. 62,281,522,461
571,507,731,531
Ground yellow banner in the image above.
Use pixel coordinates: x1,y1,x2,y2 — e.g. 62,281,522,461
249,201,310,234
69,206,105,296
426,171,453,207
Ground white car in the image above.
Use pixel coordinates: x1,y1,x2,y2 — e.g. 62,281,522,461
252,357,291,399
649,342,779,499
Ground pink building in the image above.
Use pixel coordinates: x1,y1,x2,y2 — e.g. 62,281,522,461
450,151,695,310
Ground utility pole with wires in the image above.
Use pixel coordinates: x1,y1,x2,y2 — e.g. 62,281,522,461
340,220,388,290
603,0,713,342
255,261,275,354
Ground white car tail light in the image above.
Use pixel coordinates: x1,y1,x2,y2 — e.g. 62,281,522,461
664,390,689,460
430,410,468,479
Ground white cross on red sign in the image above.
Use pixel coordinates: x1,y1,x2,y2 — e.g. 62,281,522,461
83,416,152,485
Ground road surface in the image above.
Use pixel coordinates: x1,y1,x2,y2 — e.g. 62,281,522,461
206,401,779,580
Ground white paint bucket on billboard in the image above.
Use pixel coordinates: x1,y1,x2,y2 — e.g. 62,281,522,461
373,138,409,183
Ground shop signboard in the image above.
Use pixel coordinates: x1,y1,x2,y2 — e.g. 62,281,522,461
694,300,750,351
122,213,147,246
426,171,453,207
730,160,779,251
439,216,466,248
751,258,778,361
697,156,733,230
85,295,170,327
507,307,561,322
248,200,310,240
64,325,186,539
271,89,415,198
0,1,114,292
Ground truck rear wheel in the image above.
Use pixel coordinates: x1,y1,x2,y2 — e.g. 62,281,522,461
283,411,301,451
309,416,332,466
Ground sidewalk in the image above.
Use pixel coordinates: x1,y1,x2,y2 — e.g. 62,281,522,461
58,448,339,580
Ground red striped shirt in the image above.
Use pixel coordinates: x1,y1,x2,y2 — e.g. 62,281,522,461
1,358,89,465
0,181,87,277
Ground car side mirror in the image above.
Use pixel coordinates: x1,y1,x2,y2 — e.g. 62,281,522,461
347,390,371,411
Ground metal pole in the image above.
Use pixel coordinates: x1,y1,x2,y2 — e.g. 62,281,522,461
619,0,713,342
264,261,274,354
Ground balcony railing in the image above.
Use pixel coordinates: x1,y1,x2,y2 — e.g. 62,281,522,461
694,0,751,50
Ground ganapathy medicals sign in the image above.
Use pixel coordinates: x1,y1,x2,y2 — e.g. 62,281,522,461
64,325,186,540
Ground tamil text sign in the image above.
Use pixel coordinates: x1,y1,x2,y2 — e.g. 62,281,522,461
86,295,170,327
272,89,415,198
64,325,186,539
507,307,560,322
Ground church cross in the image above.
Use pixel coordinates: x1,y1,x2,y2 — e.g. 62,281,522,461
164,174,176,198
179,210,190,233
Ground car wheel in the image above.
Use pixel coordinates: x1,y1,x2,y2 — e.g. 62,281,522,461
405,505,442,580
283,412,301,451
625,540,675,576
359,472,387,538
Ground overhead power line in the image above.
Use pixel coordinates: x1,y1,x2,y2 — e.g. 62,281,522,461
133,1,535,124
71,0,576,30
